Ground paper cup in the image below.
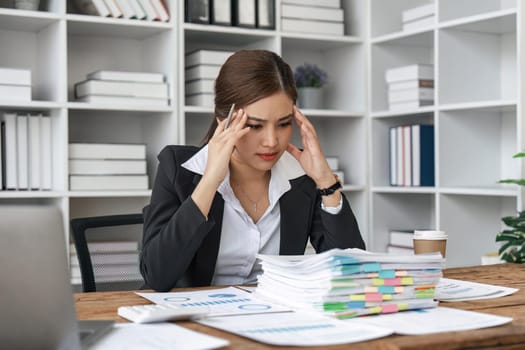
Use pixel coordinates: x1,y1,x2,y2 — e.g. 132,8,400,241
413,230,447,257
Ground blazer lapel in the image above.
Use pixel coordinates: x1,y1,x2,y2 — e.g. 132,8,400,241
279,178,313,255
190,174,223,286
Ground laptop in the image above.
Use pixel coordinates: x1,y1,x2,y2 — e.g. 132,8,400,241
0,205,114,349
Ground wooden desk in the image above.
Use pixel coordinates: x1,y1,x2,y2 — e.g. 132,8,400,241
75,263,525,350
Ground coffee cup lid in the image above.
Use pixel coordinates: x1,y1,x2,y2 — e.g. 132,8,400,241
414,230,447,239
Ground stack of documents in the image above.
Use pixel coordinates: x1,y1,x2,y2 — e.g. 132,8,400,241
255,248,444,319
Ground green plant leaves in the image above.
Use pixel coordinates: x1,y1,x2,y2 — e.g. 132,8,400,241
497,212,525,263
496,152,525,263
499,179,525,186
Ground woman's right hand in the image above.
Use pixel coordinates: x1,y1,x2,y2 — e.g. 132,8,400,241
203,108,249,187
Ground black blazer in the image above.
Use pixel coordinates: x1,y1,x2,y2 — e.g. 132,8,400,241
140,145,365,291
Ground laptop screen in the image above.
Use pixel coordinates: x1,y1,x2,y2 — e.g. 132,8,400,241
0,205,112,349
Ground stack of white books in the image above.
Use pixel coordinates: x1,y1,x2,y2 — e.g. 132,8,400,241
0,67,31,102
281,0,345,36
185,49,233,107
402,3,435,32
1,113,52,191
70,241,142,284
73,0,169,22
255,248,443,319
387,230,414,255
69,143,148,191
385,64,434,111
74,70,169,107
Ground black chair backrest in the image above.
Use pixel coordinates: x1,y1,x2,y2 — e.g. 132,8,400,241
70,213,144,292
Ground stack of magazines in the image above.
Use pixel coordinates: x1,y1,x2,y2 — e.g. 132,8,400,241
255,248,444,319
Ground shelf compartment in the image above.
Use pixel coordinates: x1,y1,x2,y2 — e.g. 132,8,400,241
371,113,434,187
291,116,366,187
439,0,516,23
68,110,175,190
370,32,434,112
183,112,212,146
439,193,516,267
439,107,517,188
279,0,366,39
370,0,436,38
0,19,64,102
438,14,516,105
371,192,436,252
283,43,365,111
67,29,174,103
439,8,516,33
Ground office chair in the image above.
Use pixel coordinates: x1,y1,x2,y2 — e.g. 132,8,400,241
70,213,144,292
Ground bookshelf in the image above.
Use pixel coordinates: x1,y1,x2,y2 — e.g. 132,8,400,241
0,0,521,277
0,0,368,286
369,0,522,267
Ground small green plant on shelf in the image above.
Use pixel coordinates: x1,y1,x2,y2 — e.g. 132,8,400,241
497,151,525,263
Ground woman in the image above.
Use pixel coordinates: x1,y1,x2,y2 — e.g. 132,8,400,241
141,50,364,292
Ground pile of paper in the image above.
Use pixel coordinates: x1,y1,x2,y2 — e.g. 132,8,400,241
255,248,444,319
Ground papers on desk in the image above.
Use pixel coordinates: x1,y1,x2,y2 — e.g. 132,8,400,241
344,306,513,335
197,311,393,346
436,278,519,301
136,286,291,317
89,323,228,350
255,248,444,319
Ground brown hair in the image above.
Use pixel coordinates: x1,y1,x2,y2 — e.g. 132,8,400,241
202,50,297,144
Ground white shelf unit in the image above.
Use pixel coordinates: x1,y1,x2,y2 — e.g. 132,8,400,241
0,0,179,281
1,0,522,272
369,0,523,267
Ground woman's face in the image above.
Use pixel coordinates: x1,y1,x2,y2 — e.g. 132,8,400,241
231,91,294,172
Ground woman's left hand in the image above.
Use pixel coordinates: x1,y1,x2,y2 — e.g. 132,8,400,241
287,106,337,189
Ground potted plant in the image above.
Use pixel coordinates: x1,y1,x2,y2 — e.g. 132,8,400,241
294,63,328,109
497,151,525,263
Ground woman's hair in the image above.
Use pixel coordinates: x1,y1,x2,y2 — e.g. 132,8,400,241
202,49,297,144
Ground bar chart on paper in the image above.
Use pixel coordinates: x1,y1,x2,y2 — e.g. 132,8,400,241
136,286,290,317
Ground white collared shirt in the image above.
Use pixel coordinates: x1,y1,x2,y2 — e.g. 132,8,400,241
182,145,340,285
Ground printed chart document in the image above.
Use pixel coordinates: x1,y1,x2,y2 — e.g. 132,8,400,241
198,311,393,346
136,286,291,317
436,278,519,301
344,306,512,335
89,323,228,350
